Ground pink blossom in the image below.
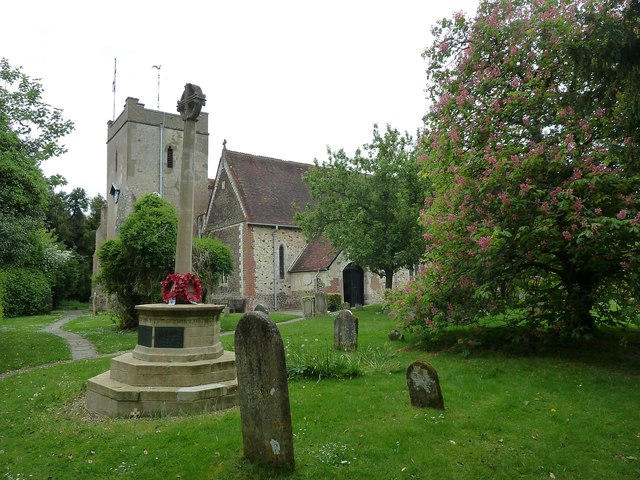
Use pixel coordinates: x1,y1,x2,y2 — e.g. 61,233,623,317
594,208,602,216
519,182,532,194
541,202,550,215
562,231,573,241
477,236,492,251
573,197,584,213
570,168,582,181
617,209,628,220
467,225,477,232
565,134,576,152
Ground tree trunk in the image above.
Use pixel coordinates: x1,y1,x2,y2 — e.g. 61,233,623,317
564,283,595,334
385,269,394,289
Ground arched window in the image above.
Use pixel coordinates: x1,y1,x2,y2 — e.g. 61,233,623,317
279,244,285,280
167,146,174,168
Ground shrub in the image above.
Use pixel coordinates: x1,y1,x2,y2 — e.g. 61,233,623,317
327,293,342,312
0,268,52,317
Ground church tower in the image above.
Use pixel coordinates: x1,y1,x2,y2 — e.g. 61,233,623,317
104,97,209,239
93,97,210,289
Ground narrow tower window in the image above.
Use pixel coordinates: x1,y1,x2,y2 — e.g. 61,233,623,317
279,244,285,280
167,146,174,168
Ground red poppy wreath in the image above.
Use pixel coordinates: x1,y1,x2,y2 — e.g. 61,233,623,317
161,273,203,304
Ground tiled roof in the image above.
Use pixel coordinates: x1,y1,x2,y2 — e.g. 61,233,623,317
289,238,340,272
225,150,313,226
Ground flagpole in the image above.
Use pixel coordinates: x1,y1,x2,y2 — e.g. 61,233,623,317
112,58,117,120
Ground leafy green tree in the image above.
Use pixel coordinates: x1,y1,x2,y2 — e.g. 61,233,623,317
388,0,640,338
296,124,427,288
193,237,233,301
0,58,74,164
97,194,178,328
44,185,104,301
0,59,77,314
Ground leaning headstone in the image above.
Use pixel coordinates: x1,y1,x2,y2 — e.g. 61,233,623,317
334,309,358,351
315,292,328,315
406,361,445,409
254,303,269,315
234,311,295,471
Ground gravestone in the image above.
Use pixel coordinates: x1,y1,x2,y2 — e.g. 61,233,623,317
406,361,445,409
334,309,358,351
302,297,315,317
234,311,295,471
388,329,405,341
315,292,328,315
254,304,269,315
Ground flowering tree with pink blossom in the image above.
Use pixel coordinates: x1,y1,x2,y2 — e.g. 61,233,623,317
387,0,640,337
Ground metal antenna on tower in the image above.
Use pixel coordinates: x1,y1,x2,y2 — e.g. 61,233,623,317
152,65,161,109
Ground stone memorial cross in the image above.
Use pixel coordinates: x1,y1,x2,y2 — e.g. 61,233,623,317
175,83,206,274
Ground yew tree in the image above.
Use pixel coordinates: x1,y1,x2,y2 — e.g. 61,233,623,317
296,124,428,288
389,0,640,336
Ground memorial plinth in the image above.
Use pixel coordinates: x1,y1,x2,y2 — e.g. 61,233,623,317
87,304,238,417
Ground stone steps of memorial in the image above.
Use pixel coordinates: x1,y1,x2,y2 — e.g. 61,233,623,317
110,351,237,386
87,371,238,417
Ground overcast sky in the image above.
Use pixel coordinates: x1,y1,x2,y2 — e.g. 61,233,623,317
3,0,480,199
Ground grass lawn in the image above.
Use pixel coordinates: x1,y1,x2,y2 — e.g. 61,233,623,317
1,306,639,479
0,313,72,373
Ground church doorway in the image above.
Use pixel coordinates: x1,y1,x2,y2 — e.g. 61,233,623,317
343,263,364,307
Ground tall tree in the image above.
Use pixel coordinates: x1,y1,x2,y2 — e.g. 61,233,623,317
0,58,74,164
295,124,427,288
388,0,640,337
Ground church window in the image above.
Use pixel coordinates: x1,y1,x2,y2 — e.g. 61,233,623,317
279,244,286,280
167,146,174,168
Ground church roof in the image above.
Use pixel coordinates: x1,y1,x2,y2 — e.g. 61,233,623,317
225,149,313,226
289,238,340,272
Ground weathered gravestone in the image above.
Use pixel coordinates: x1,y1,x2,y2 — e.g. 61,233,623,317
302,297,315,317
406,361,445,409
388,329,405,341
334,309,358,351
234,311,295,471
254,304,269,315
315,292,328,315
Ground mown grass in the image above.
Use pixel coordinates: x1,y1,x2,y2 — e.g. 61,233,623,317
64,312,138,354
0,313,71,373
1,305,639,479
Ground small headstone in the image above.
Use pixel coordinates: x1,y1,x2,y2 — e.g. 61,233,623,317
302,297,315,317
354,303,363,311
334,309,358,351
234,311,295,471
406,361,444,409
388,330,404,341
254,303,269,315
315,292,328,315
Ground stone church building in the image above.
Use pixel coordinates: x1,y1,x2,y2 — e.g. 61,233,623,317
96,99,398,311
